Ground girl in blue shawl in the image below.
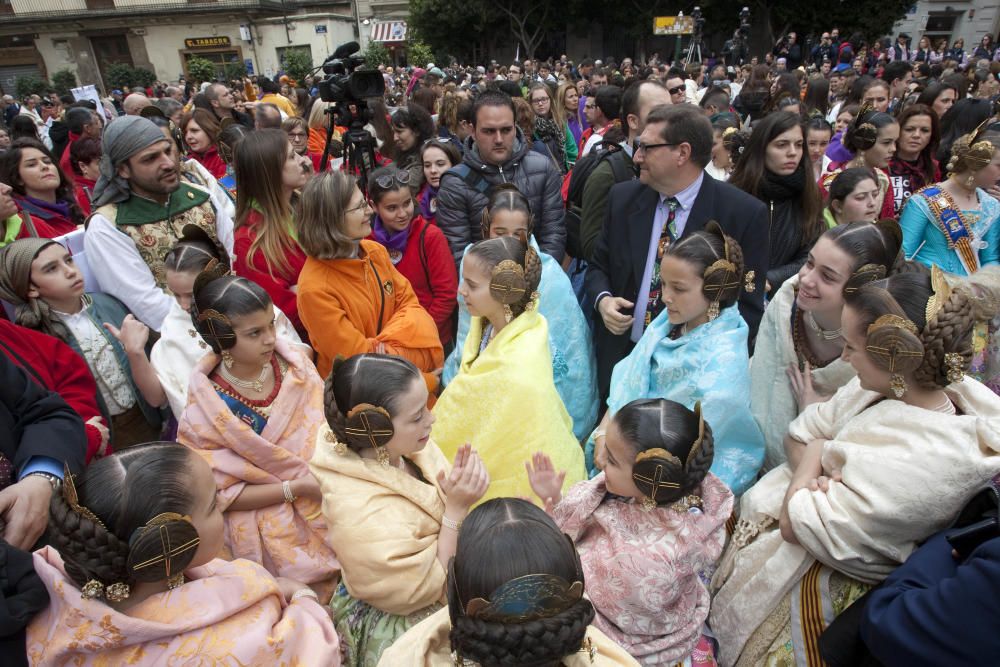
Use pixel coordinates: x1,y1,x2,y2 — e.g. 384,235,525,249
443,184,599,441
588,222,764,496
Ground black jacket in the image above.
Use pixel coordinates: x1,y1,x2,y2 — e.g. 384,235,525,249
585,176,768,400
764,197,810,297
437,129,566,266
0,354,86,480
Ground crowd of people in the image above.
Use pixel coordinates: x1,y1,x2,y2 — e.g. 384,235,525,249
2,25,1000,667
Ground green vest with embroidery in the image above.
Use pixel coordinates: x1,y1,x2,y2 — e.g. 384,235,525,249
93,183,224,289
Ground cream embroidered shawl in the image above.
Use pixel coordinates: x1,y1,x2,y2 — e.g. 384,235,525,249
710,376,1000,666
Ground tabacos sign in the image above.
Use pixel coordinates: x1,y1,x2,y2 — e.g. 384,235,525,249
185,37,232,49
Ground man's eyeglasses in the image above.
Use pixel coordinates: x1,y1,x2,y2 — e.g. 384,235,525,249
634,140,677,155
287,132,308,140
668,85,686,95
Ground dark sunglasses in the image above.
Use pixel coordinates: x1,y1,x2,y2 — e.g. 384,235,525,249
668,85,686,95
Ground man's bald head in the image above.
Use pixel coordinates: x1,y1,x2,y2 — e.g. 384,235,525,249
123,94,152,115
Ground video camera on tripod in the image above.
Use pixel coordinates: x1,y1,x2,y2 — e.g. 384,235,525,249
683,6,706,66
317,41,386,189
727,7,752,66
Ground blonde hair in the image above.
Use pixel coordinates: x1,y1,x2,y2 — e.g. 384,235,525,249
234,129,300,277
308,100,333,130
297,171,360,259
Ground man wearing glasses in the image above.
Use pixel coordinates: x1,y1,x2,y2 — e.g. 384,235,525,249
585,104,767,400
664,71,688,105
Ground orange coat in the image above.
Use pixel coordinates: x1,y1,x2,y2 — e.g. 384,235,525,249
298,240,444,392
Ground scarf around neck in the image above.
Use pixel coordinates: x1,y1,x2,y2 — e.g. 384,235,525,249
15,194,72,222
418,184,438,220
759,164,806,202
372,214,413,260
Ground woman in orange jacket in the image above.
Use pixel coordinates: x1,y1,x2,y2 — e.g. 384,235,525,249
296,171,444,394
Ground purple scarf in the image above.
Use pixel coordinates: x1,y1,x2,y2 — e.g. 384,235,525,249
15,194,72,222
418,185,438,222
372,214,412,260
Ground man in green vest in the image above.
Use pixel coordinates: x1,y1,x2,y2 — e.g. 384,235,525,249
84,116,234,330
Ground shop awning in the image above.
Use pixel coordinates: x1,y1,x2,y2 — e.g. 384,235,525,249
371,21,407,42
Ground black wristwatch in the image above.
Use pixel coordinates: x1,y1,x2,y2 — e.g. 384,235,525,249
25,471,62,491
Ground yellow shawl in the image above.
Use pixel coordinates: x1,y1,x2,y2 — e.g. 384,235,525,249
432,310,585,505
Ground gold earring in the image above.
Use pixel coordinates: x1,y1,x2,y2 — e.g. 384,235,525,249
375,445,390,467
707,301,720,321
503,304,513,323
890,372,907,398
221,350,234,369
166,573,185,590
326,429,347,455
640,495,657,512
966,173,976,188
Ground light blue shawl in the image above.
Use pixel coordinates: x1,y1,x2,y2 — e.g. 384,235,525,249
585,304,764,496
443,240,599,441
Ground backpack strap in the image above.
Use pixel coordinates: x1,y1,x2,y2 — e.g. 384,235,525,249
605,150,634,184
449,163,491,196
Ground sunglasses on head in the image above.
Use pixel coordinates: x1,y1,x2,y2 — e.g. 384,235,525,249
374,170,411,189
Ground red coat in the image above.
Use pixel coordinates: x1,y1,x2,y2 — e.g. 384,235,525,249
12,196,78,237
233,209,308,337
58,131,81,185
367,215,457,346
190,146,227,179
0,319,108,461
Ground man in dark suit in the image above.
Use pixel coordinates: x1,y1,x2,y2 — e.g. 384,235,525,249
586,104,768,400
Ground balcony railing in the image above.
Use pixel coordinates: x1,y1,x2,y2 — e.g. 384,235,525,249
4,0,289,22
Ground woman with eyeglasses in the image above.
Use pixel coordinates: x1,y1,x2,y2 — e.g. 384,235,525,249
528,83,577,173
282,116,317,173
366,165,458,351
296,171,444,392
233,129,312,339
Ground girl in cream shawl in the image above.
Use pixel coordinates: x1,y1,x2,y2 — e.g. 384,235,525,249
588,223,763,496
310,353,489,667
442,185,599,441
750,220,903,471
379,498,640,667
710,268,1000,667
29,443,340,666
176,267,338,599
433,236,587,504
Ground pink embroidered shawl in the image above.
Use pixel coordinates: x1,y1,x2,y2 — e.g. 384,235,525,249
552,472,733,665
177,339,339,592
27,547,341,666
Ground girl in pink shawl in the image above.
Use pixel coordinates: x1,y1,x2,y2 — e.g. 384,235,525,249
28,443,340,666
176,264,339,599
527,399,734,666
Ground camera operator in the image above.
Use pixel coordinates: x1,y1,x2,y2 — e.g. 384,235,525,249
811,32,837,68
773,31,802,70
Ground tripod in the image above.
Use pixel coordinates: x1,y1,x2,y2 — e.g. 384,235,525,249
320,103,378,193
684,30,703,66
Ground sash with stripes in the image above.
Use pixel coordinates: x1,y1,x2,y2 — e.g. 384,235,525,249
921,186,981,274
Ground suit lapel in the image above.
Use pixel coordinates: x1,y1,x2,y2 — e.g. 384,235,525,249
627,186,660,288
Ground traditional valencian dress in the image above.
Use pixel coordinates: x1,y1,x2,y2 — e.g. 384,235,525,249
150,299,307,419
443,239,599,441
177,339,339,598
377,607,642,666
586,304,764,496
749,276,855,471
309,423,452,667
710,376,1000,666
552,472,733,666
433,308,587,505
27,548,341,666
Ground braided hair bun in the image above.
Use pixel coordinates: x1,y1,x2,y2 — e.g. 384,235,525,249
615,398,714,506
467,236,543,318
448,499,595,667
667,221,745,311
189,261,271,353
844,104,895,153
322,353,423,453
45,443,202,592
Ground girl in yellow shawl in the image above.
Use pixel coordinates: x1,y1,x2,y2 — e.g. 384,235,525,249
433,236,586,504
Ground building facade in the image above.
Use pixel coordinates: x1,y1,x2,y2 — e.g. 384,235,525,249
0,0,372,95
891,1,1000,51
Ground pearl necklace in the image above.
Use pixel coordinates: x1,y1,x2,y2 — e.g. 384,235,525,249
804,311,843,341
219,361,271,394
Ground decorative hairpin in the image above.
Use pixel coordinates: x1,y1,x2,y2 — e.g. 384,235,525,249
463,574,584,623
925,265,953,324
